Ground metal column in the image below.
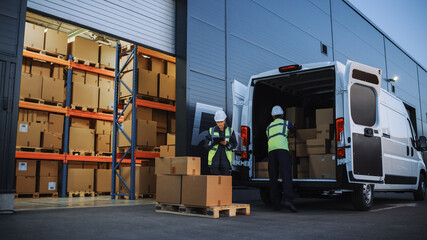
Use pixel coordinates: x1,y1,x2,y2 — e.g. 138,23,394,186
112,43,138,200
62,54,73,198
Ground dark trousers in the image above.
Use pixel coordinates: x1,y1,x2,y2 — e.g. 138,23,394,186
209,166,231,175
268,149,294,207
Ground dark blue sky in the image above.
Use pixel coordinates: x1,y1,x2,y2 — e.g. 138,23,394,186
348,0,427,70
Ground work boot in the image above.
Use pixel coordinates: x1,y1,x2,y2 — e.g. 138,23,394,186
273,205,282,211
281,199,298,213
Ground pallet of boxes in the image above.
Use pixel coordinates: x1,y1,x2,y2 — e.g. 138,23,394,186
155,157,251,219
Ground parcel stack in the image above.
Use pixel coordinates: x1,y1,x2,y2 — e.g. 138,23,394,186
15,159,59,196
156,157,232,207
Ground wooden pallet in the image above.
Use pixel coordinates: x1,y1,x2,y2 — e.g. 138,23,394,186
71,104,97,113
100,64,115,71
38,192,59,198
15,193,39,199
73,57,99,68
96,152,112,157
155,203,251,219
120,94,175,106
24,46,66,59
118,193,154,200
16,146,60,154
20,97,63,107
97,108,114,114
68,191,95,197
70,150,95,156
118,146,155,154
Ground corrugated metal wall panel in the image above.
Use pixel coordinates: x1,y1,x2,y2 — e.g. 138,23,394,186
418,66,427,136
188,0,224,30
0,0,21,58
307,0,330,14
27,0,175,54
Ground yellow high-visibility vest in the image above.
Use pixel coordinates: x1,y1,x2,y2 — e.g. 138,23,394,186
208,127,233,165
266,118,289,152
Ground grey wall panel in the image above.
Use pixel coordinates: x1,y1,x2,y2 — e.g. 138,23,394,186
0,1,21,58
188,71,226,110
385,39,418,80
228,0,332,65
307,0,330,14
27,0,175,54
418,66,427,136
188,17,225,80
188,0,224,31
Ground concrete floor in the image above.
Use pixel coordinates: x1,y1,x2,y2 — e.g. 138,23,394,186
1,192,427,240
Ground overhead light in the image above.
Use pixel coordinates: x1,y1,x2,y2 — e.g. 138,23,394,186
386,76,398,82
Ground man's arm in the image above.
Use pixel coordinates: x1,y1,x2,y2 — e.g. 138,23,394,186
204,129,215,150
226,130,238,150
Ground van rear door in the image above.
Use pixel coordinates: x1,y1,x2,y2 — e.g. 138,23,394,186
232,80,249,163
344,61,384,183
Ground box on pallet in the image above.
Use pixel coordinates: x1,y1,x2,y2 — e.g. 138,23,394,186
72,69,85,84
120,166,156,194
160,145,175,157
99,45,116,68
309,154,336,179
67,36,99,63
156,175,181,204
16,122,41,147
42,132,62,149
167,133,175,145
153,109,167,133
71,117,90,129
67,169,94,192
99,88,114,110
85,72,98,86
20,73,42,99
16,160,36,176
24,22,44,49
39,160,58,177
48,113,64,134
95,120,112,135
31,61,51,77
44,29,67,55
83,162,98,169
39,177,58,193
170,119,176,133
72,82,99,108
155,157,200,175
96,134,111,152
181,175,232,207
159,74,176,100
166,62,176,77
69,127,95,152
52,65,65,80
119,54,150,72
120,69,158,97
151,58,166,74
99,75,114,89
68,161,83,169
118,120,156,147
122,105,152,121
157,133,166,147
22,58,31,73
42,77,65,103
16,176,36,194
96,169,119,193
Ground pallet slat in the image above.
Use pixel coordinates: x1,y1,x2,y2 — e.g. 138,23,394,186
155,203,250,218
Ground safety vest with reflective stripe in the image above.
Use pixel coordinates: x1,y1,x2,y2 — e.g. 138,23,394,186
208,127,233,166
266,118,289,152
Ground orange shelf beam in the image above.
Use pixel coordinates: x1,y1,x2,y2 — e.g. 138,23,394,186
71,62,115,77
137,46,176,63
68,109,123,122
15,152,65,161
23,50,69,66
136,99,176,112
19,101,67,114
117,151,160,159
66,155,145,164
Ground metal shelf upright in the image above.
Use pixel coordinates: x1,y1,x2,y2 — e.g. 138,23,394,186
111,43,138,200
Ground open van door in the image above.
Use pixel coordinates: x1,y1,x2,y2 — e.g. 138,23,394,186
232,80,248,164
343,61,384,183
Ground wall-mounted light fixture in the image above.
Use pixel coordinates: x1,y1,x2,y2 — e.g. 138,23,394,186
386,76,398,82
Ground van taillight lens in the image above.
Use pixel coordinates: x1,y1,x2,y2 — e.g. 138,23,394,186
336,118,345,158
241,126,250,160
278,64,302,73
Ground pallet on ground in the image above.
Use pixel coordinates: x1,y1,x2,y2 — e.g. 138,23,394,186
38,192,59,198
155,203,250,219
73,57,99,67
15,193,39,199
71,104,97,113
20,97,63,107
118,193,155,200
68,191,95,197
24,46,66,59
70,149,95,156
16,146,60,154
96,192,111,196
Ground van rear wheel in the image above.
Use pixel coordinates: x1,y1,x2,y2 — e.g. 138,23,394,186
413,174,426,201
352,184,374,211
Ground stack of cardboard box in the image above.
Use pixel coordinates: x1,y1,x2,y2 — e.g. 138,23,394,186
67,36,99,63
24,22,68,57
118,106,157,149
69,117,95,154
38,160,59,194
71,69,99,109
99,44,116,69
95,120,113,154
67,168,95,193
15,159,60,195
98,75,114,112
42,113,64,150
15,159,37,194
119,164,156,195
156,157,232,207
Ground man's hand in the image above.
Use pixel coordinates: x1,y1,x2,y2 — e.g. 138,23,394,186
220,141,228,146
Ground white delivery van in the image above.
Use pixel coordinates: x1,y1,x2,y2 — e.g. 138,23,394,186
234,60,427,210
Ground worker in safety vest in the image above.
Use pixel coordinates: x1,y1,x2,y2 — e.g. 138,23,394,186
266,105,297,212
204,110,237,175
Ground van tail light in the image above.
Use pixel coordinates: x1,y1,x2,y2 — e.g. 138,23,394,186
336,118,345,158
241,126,250,160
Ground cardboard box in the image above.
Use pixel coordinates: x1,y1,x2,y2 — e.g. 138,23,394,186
96,169,119,193
316,124,333,139
155,157,172,175
16,122,41,147
297,158,309,179
52,65,65,80
166,62,176,77
309,154,336,179
96,134,111,152
24,22,44,49
152,109,167,129
35,111,48,123
157,133,166,147
156,175,181,204
44,29,67,55
296,143,308,157
120,166,156,194
159,74,175,100
16,176,36,193
118,120,157,147
286,107,304,128
306,139,331,155
39,160,58,177
99,75,114,89
67,169,94,192
69,127,95,151
71,117,90,129
16,159,37,176
295,129,317,143
42,132,62,149
20,73,42,99
99,88,114,110
330,140,336,154
72,69,85,84
151,58,165,74
68,36,99,63
48,113,64,134
316,108,334,126
72,82,99,108
42,77,65,102
85,71,99,86
169,157,201,175
95,120,112,135
83,162,98,169
22,58,31,73
139,69,158,97
170,119,176,133
99,45,116,68
181,175,232,207
39,176,58,193
256,162,269,178
98,163,109,169
18,109,27,122
68,161,83,169
119,53,150,72
31,61,51,77
122,105,152,121
160,145,175,157
167,133,175,146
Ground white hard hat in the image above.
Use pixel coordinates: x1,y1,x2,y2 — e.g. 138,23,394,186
271,105,284,116
214,110,227,122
